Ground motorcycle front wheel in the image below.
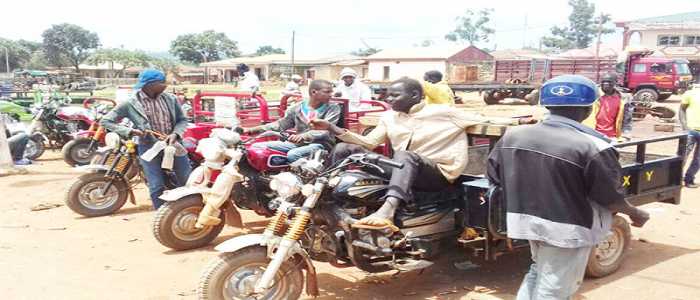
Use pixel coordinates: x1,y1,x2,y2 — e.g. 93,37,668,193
24,136,45,160
62,137,97,166
152,195,225,251
65,171,128,217
198,247,303,300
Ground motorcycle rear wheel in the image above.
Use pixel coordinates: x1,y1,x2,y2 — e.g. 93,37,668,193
65,171,128,217
62,137,97,166
152,195,225,251
197,247,303,300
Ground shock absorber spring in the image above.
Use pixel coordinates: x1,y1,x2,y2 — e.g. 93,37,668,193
114,155,131,174
283,210,312,241
263,210,288,237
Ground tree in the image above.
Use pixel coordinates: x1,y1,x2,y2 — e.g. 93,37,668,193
87,48,152,78
0,38,33,72
255,45,285,56
170,30,240,64
150,57,181,77
541,0,614,50
42,23,100,71
351,47,381,57
445,9,495,45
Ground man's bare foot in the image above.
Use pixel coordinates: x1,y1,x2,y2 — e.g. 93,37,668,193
352,197,400,232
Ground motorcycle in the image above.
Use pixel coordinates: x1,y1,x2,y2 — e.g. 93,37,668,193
153,128,298,251
65,130,202,217
61,97,118,166
25,95,95,159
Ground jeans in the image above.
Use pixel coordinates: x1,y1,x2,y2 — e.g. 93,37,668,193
684,130,700,184
516,241,592,300
256,141,324,163
138,143,191,209
330,143,450,203
8,132,29,161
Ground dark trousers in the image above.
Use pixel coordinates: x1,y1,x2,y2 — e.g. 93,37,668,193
331,143,450,203
8,132,29,161
685,130,700,184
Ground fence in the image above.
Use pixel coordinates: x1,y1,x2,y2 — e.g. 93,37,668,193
94,78,138,86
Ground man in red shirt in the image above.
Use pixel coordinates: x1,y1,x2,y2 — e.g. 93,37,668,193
583,73,632,139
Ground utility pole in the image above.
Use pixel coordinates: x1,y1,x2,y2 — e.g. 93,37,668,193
595,13,605,59
3,47,9,74
290,30,295,77
523,14,528,49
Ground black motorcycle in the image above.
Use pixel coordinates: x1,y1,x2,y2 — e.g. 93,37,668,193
26,96,94,159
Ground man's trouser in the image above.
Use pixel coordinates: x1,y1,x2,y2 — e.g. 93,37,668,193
330,143,450,203
8,132,29,161
684,129,700,184
138,142,191,209
516,240,592,300
257,141,325,163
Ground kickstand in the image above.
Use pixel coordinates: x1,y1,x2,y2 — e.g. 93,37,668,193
418,269,426,275
391,270,402,278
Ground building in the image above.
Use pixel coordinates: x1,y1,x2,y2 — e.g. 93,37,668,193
365,45,494,83
616,11,700,75
200,54,366,82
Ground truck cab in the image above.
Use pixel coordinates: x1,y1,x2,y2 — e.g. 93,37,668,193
619,50,692,102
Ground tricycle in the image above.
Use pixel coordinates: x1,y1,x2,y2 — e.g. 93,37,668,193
194,122,686,299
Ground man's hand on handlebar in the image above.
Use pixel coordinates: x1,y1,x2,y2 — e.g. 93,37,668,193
166,134,178,145
131,129,145,137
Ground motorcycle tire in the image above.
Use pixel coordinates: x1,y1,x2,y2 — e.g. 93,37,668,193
585,215,631,278
24,136,45,160
62,138,98,166
197,247,303,300
65,171,128,217
152,195,225,251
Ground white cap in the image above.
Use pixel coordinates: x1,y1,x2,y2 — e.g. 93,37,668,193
339,67,357,79
291,74,302,80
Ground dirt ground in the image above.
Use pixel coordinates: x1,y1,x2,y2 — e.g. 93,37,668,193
1,95,699,300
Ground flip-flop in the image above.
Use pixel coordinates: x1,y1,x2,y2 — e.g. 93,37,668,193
352,218,400,232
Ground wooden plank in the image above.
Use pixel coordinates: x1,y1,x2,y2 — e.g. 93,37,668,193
358,114,509,137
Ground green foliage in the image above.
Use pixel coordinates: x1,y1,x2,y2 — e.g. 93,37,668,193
445,9,495,45
87,48,151,78
149,57,180,76
0,38,33,72
41,23,100,71
541,0,614,50
170,30,240,64
255,45,286,56
351,47,381,57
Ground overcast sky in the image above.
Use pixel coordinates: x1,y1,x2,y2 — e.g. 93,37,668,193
1,0,697,58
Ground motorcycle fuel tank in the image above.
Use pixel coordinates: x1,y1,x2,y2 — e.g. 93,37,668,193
332,170,388,207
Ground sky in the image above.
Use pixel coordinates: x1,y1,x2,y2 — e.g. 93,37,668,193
1,0,697,58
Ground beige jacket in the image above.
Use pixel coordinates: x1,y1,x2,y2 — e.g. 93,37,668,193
337,103,517,182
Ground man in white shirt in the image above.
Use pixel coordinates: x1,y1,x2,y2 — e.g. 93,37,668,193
282,74,303,96
237,64,260,93
333,67,371,111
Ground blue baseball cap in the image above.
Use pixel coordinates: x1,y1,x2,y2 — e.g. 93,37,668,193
134,69,166,90
540,75,599,107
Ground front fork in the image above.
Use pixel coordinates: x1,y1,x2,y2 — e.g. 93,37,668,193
254,178,327,293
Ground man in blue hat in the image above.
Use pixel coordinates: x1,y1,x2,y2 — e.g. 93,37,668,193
487,75,649,299
101,69,191,209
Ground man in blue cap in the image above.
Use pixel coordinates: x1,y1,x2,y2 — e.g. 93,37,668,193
101,69,191,209
487,75,649,299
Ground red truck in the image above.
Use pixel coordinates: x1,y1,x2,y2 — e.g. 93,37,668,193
449,49,693,105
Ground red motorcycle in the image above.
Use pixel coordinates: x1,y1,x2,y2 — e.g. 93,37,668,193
153,128,294,250
61,97,117,166
25,95,97,159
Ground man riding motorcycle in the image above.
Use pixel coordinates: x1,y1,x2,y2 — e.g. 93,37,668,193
311,76,533,230
241,79,341,163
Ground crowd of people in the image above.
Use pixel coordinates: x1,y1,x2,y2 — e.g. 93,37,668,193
2,65,698,299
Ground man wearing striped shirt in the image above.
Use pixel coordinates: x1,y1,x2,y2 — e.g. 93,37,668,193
102,69,191,209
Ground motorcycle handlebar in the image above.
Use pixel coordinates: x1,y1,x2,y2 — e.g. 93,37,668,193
364,153,404,169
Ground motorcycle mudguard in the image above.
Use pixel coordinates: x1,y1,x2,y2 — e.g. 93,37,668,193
159,186,208,202
75,164,109,173
215,234,320,296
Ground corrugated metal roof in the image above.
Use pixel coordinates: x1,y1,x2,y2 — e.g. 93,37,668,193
629,11,700,24
366,46,469,60
201,54,361,67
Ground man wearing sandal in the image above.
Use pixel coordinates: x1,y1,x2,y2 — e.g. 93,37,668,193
311,77,532,230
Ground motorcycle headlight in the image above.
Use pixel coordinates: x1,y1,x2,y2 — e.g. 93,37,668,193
196,138,225,161
105,132,121,149
269,172,302,198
